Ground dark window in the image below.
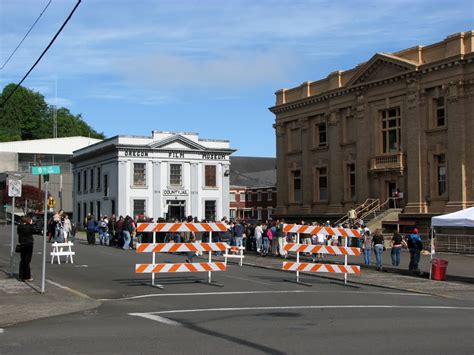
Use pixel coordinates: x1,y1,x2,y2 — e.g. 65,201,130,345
437,154,446,196
349,164,356,201
381,107,401,153
319,167,328,201
317,123,327,147
90,202,94,217
90,168,94,190
97,167,101,188
111,200,116,215
205,165,216,187
77,203,81,224
77,172,81,192
97,201,101,218
104,175,109,196
83,171,87,191
133,199,146,218
292,170,301,203
170,164,182,186
83,202,87,220
434,97,445,127
205,200,216,221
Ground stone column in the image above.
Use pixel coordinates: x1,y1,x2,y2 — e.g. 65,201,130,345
274,122,288,216
221,162,230,220
300,117,312,214
403,78,428,213
327,110,343,212
190,162,200,218
117,160,128,217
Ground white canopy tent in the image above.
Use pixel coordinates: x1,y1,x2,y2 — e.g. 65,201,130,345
431,207,474,228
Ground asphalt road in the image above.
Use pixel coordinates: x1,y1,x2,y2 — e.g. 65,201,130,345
1,229,474,354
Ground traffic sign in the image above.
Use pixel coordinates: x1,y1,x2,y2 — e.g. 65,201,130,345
8,179,22,197
32,165,61,175
48,196,56,208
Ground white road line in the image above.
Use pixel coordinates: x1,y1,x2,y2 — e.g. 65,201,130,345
101,290,430,302
129,313,181,326
74,265,89,268
46,280,67,289
151,305,474,316
0,328,4,334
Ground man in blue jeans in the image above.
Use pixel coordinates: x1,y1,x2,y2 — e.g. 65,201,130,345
407,228,423,273
233,220,244,252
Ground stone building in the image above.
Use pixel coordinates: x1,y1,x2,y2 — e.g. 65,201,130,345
269,31,474,221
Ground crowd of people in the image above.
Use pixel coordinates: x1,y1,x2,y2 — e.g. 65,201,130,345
42,211,425,273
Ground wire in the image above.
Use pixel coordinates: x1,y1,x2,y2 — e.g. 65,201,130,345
0,0,82,109
0,0,52,71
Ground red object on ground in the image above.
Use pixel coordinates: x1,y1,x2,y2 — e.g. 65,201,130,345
431,258,449,281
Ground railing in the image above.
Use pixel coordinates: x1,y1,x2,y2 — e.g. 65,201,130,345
429,234,474,253
334,198,379,226
369,153,405,172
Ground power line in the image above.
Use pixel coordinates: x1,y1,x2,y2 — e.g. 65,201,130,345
0,0,52,71
0,0,82,109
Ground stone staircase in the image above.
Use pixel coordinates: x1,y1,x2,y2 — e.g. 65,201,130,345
365,208,402,231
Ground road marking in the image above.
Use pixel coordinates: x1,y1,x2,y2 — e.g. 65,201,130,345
220,274,274,286
151,305,474,316
0,328,4,334
47,280,67,289
129,313,181,326
46,279,95,300
101,290,430,302
74,265,89,268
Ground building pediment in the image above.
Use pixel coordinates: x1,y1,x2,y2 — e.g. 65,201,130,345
347,53,418,87
148,135,207,151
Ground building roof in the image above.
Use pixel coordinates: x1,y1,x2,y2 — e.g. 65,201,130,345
230,156,276,188
0,136,102,155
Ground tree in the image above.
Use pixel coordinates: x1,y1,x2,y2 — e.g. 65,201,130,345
2,184,47,213
0,83,105,141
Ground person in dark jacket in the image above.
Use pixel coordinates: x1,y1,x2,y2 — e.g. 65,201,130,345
86,215,97,245
407,228,423,272
17,216,36,281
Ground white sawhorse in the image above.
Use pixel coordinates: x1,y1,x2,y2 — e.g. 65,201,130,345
50,242,75,264
224,245,245,266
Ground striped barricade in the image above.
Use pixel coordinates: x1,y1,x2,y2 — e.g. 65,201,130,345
283,262,360,274
135,223,230,288
50,242,75,264
282,224,361,285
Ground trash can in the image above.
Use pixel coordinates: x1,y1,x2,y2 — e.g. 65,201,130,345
431,258,449,281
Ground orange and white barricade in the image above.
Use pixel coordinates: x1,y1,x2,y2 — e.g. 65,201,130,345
282,224,361,285
224,245,245,266
135,222,229,288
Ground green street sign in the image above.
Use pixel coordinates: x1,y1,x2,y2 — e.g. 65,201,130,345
32,165,61,175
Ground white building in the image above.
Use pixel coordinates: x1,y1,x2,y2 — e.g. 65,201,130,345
0,136,102,214
71,131,235,223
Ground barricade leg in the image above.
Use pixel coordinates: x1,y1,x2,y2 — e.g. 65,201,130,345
284,233,312,287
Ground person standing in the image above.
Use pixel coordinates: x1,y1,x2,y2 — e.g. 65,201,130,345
348,208,357,225
254,222,263,254
362,230,372,265
390,231,403,266
407,228,423,273
276,220,287,258
86,215,97,245
122,216,133,250
233,220,245,251
17,216,36,281
62,214,72,243
372,229,384,271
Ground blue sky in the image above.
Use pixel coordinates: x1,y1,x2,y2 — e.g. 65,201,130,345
0,0,472,156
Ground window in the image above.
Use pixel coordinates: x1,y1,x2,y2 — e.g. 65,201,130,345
381,107,401,153
437,154,446,196
257,208,262,220
230,209,236,218
83,171,87,191
230,193,236,202
316,123,327,147
348,164,356,201
169,164,182,186
239,192,246,202
90,168,94,190
97,201,101,218
77,203,81,224
83,202,87,219
205,165,217,187
434,97,446,127
315,167,328,201
257,192,262,201
97,167,101,188
247,192,252,201
111,200,116,215
90,202,94,217
133,199,146,218
77,172,81,192
268,208,273,219
104,175,109,197
292,170,302,203
133,163,146,186
204,200,216,221
267,190,272,201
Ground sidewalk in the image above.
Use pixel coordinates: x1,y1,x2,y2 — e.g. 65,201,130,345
218,251,474,302
0,269,100,328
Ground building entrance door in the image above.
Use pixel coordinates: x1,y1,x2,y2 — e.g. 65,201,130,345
166,200,185,221
387,182,397,208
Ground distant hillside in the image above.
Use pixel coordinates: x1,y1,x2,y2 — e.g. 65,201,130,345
0,83,104,142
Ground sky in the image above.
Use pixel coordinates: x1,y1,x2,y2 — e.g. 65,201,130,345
0,0,472,157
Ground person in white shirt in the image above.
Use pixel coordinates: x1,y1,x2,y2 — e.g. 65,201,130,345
254,222,264,254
